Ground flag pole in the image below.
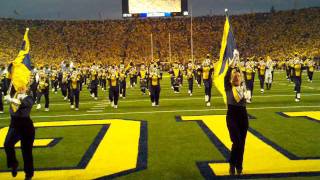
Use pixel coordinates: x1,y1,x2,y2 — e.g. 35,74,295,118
190,4,194,63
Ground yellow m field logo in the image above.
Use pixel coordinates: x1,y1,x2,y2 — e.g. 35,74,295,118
0,111,319,179
0,119,147,179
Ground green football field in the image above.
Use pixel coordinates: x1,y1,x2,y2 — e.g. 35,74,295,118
0,71,319,179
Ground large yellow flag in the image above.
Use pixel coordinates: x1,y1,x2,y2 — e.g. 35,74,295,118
214,12,236,104
11,28,32,91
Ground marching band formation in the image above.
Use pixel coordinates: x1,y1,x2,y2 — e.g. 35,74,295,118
0,54,317,113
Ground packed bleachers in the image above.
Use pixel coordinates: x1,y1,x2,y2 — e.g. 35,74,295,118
0,7,319,65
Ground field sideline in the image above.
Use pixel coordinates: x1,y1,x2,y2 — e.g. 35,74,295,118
0,71,319,180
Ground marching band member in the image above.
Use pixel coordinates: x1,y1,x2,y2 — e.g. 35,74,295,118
244,59,255,103
4,85,35,180
170,62,182,93
149,65,161,107
119,65,127,99
50,67,58,94
82,66,88,85
186,61,194,96
293,55,304,102
225,49,249,176
257,57,266,93
101,69,107,91
36,71,50,111
179,63,185,86
108,68,119,108
285,58,291,81
289,58,295,83
307,57,315,82
129,66,137,88
201,60,214,107
265,56,274,90
69,69,81,110
60,70,69,101
195,62,202,87
138,64,148,95
90,67,98,100
30,66,38,101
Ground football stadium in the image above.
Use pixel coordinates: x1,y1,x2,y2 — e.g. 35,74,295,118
0,0,319,179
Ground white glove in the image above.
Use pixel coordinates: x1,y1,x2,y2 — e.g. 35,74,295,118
17,93,27,101
244,90,250,100
11,98,21,105
4,95,11,102
233,49,239,58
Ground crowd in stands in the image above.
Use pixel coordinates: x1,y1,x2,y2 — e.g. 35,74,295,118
0,7,319,65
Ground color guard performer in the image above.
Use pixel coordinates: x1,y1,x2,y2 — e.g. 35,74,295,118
4,86,35,180
225,50,249,176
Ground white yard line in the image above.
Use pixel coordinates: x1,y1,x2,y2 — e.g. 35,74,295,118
18,93,320,106
86,110,104,113
0,105,319,120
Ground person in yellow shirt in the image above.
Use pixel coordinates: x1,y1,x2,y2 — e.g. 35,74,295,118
149,65,161,107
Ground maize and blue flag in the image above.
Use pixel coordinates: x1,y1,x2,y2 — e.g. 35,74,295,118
10,28,32,91
214,11,237,104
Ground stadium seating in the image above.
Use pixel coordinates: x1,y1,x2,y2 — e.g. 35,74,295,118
0,8,319,65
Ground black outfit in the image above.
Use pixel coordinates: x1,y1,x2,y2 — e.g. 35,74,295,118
90,74,98,98
69,79,81,108
108,76,120,106
224,68,248,172
149,75,161,105
37,79,50,109
4,95,35,178
0,75,4,111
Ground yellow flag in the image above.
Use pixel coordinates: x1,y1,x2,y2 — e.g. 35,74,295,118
11,28,32,91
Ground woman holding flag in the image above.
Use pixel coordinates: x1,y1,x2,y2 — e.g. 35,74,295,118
214,10,249,176
4,28,35,180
